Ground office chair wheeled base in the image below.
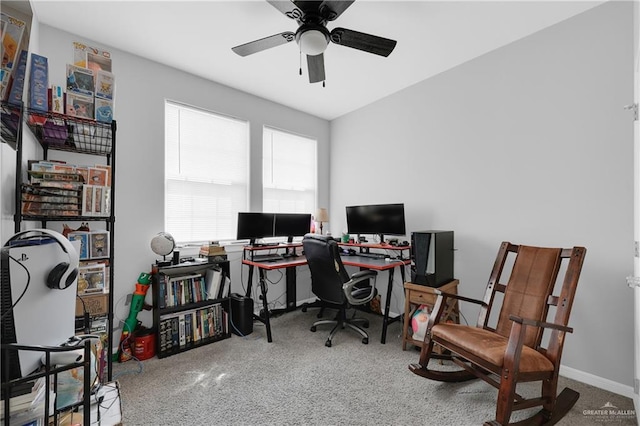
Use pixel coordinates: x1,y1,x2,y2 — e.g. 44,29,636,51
310,315,370,347
301,299,327,318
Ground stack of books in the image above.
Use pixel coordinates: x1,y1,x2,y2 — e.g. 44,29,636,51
199,242,227,261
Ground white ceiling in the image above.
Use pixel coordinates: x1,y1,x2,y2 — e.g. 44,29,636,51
22,0,605,120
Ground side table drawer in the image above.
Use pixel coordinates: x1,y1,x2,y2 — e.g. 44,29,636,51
409,291,437,306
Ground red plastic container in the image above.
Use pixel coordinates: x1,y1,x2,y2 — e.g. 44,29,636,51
133,329,156,360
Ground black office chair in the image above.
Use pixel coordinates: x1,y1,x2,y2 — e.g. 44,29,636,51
302,233,378,347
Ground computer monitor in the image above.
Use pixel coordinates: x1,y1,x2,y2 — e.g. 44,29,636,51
274,213,312,242
236,212,275,244
345,203,407,241
1,238,78,385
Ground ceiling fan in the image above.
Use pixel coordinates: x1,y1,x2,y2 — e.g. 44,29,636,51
231,0,397,84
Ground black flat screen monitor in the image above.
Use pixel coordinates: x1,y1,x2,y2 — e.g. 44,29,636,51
345,203,406,241
274,213,311,242
236,212,275,244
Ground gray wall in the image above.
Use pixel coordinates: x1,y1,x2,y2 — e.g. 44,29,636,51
330,2,634,392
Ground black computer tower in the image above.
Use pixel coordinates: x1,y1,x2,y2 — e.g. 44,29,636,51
230,293,253,336
411,230,454,287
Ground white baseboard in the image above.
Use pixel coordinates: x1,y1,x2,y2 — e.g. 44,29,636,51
560,365,635,399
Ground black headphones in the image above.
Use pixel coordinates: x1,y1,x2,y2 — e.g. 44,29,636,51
5,228,80,290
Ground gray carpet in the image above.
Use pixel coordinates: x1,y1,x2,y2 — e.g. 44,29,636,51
113,310,637,425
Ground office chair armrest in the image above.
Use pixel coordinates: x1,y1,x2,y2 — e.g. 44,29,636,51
343,270,378,306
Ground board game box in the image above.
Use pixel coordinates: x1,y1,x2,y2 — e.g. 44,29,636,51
29,53,49,112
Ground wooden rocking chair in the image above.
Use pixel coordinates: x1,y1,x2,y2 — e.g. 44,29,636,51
409,242,586,425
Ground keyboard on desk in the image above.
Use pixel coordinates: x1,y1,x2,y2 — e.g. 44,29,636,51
353,252,387,259
251,253,284,262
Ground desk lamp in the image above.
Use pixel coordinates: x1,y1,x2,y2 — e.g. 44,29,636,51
316,208,329,235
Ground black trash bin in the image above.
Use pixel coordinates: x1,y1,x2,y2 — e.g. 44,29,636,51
230,293,253,336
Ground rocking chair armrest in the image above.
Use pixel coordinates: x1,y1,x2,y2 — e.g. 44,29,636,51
343,270,378,305
508,315,573,333
436,290,488,308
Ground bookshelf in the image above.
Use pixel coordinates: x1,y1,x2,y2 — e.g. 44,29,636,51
152,261,231,358
12,104,116,381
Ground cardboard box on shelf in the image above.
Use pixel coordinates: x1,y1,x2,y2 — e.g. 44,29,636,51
75,292,108,317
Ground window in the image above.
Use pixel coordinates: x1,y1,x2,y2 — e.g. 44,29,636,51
263,127,317,214
165,101,249,242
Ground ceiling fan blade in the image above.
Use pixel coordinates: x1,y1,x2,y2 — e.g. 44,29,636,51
232,32,295,57
267,1,303,20
330,27,397,57
318,1,355,20
307,53,325,83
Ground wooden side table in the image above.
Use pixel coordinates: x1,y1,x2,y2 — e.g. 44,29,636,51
402,280,460,350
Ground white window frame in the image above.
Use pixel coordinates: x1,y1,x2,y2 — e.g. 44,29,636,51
164,101,249,243
262,126,317,216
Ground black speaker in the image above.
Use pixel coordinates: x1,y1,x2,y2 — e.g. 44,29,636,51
411,230,454,287
230,293,253,336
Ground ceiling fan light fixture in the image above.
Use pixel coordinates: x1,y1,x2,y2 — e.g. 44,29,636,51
298,29,328,56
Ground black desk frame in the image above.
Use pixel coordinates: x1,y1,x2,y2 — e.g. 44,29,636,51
242,242,410,344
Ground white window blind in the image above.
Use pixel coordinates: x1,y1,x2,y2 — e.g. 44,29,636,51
263,127,317,214
165,101,249,242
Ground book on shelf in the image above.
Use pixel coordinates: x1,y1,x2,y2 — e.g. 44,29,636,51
28,170,82,184
21,201,81,216
22,192,80,204
164,273,205,308
199,243,227,257
179,314,186,347
204,267,224,300
158,303,228,354
22,184,80,198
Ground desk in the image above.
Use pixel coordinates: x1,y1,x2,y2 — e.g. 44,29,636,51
243,249,306,343
242,243,410,344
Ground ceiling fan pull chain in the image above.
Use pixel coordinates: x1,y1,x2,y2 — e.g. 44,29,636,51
323,81,325,88
299,49,302,76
